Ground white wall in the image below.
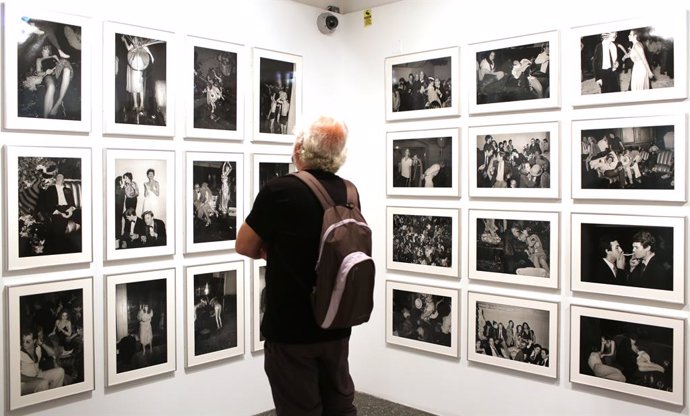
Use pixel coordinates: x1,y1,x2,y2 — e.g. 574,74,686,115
341,1,690,415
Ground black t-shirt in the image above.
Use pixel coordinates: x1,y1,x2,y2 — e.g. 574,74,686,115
245,169,352,343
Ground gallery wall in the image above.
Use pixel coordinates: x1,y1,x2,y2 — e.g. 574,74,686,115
340,1,690,415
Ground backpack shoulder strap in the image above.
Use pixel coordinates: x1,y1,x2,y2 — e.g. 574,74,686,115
343,179,359,209
292,171,335,210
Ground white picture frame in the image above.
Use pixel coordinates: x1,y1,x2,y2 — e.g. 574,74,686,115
185,151,244,254
468,291,558,379
105,149,175,261
4,5,92,132
106,268,176,386
386,206,459,278
386,128,460,197
185,261,245,367
469,209,559,289
570,305,684,405
572,13,688,107
386,280,459,358
251,153,296,203
5,145,92,271
252,48,302,143
103,21,175,137
251,259,267,352
468,30,560,115
468,121,559,199
385,46,460,121
571,213,685,304
184,35,245,140
7,277,95,410
572,114,686,202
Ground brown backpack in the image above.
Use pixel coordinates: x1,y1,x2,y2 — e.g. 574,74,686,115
293,171,375,329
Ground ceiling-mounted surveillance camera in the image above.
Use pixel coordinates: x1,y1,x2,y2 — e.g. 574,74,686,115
317,12,338,34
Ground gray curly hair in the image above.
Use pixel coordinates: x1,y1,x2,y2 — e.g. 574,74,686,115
296,116,348,173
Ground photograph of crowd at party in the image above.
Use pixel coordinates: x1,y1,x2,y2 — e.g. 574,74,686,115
391,288,453,348
192,46,237,130
391,213,453,268
191,160,237,244
579,124,674,190
392,137,452,188
391,56,452,112
580,26,674,95
258,57,296,135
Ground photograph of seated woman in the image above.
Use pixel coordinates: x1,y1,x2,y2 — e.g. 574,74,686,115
580,316,673,391
114,279,168,374
192,271,238,356
392,137,452,188
391,57,453,112
476,218,550,277
392,214,452,267
391,289,452,347
476,133,551,189
475,304,550,367
580,125,675,190
19,289,85,395
191,161,237,243
17,17,82,120
476,42,550,105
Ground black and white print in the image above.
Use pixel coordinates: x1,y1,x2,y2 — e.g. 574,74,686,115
258,57,296,135
191,160,237,243
392,214,453,268
391,56,452,112
191,271,238,356
192,45,237,131
391,288,453,347
392,137,452,188
251,260,267,352
259,161,294,190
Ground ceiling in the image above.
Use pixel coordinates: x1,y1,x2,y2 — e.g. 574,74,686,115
289,0,403,14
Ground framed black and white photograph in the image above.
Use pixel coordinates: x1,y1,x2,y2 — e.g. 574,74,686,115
251,153,296,203
469,209,559,289
105,149,175,261
5,146,92,271
253,48,302,143
468,291,558,379
185,152,244,254
386,206,459,278
384,46,460,121
571,213,685,304
570,305,684,405
106,269,175,386
185,261,245,367
386,128,459,197
573,14,687,107
468,122,559,199
103,21,175,137
572,114,686,202
468,30,559,114
185,35,245,140
3,6,91,132
7,277,94,410
251,259,267,352
386,280,459,358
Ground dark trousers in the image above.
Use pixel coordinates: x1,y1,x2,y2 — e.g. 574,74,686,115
264,338,356,416
599,69,621,93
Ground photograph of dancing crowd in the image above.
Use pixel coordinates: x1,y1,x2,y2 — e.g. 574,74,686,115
393,137,452,188
193,46,237,130
192,160,237,243
114,162,168,250
192,270,238,357
114,32,167,126
475,131,551,189
580,27,674,94
258,58,296,135
391,289,452,347
476,217,551,277
476,42,550,104
475,301,550,367
17,17,82,120
18,288,85,395
579,315,673,391
16,157,83,257
391,56,452,112
580,224,674,291
392,214,453,268
580,125,674,190
114,278,168,374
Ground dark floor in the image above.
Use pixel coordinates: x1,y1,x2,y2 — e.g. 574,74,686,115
255,392,436,415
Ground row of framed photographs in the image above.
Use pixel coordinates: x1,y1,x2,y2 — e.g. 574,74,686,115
5,6,302,142
6,260,268,410
386,281,684,406
4,145,294,271
384,13,688,119
387,207,685,304
387,114,686,202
